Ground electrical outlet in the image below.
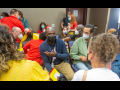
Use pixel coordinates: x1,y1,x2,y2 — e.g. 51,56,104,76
52,24,55,27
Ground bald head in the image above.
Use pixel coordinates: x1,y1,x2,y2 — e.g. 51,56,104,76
46,27,56,36
12,27,22,39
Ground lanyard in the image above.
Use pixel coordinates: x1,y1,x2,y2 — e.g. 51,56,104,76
49,44,57,68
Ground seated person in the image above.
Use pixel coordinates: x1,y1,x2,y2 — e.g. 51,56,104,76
70,24,95,71
58,26,72,53
37,22,47,34
71,24,84,41
40,27,74,81
108,29,120,78
72,33,120,81
18,28,39,52
11,27,23,49
1,12,9,20
18,11,29,29
23,32,46,66
68,14,78,35
0,24,49,81
58,26,71,42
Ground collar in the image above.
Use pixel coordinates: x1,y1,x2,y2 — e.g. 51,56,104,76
115,53,120,61
9,15,17,19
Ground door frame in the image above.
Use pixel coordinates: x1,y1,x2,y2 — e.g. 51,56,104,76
66,8,87,25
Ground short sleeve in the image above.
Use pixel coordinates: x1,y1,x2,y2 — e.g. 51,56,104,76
73,22,78,28
62,18,65,23
31,61,49,81
71,70,84,81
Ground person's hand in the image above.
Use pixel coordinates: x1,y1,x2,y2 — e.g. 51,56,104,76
62,39,64,41
80,56,87,62
44,50,56,57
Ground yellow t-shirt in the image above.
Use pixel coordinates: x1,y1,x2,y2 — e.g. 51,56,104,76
0,60,49,81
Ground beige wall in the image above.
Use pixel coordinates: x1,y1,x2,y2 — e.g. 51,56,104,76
0,8,66,34
89,8,109,35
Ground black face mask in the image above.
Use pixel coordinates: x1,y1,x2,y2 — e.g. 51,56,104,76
47,35,56,43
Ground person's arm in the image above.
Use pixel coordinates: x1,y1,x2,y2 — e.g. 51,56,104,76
70,40,83,61
62,37,71,42
61,22,64,29
40,44,53,73
61,18,65,29
23,41,31,54
19,21,25,32
55,40,69,60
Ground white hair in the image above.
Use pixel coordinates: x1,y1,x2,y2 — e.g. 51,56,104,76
12,27,21,33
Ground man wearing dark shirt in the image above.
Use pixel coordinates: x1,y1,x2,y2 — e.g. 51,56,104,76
40,27,74,81
61,11,72,29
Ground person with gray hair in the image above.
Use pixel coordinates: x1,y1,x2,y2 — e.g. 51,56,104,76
71,24,84,40
11,27,23,49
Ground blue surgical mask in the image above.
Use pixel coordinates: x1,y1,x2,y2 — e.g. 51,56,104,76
18,15,20,19
41,25,45,29
68,18,71,21
68,14,69,18
1,16,3,19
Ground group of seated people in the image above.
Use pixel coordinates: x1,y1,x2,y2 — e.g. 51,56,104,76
0,9,120,81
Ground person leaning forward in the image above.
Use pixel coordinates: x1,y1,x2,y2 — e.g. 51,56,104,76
39,27,74,81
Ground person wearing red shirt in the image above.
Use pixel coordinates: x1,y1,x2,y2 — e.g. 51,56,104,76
68,14,77,36
23,32,46,66
1,9,24,43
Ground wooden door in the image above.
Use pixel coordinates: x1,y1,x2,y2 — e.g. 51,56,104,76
66,8,87,26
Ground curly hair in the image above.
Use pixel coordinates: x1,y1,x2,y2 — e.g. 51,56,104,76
108,28,116,33
89,33,120,64
0,24,25,77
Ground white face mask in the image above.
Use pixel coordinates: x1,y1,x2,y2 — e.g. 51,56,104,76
18,34,23,40
75,30,79,35
83,33,89,40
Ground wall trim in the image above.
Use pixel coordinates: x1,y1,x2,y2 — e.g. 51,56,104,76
105,8,111,33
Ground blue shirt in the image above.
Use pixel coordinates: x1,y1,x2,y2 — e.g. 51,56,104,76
21,17,29,29
39,39,69,73
111,52,120,78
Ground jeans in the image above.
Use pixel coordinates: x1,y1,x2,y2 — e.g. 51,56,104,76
75,62,92,71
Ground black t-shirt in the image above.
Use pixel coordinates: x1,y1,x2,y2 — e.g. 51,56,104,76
62,17,70,27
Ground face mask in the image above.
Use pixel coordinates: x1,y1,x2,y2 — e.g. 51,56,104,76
18,34,23,40
41,25,45,29
18,15,20,19
75,30,79,35
1,16,3,19
68,14,69,18
68,18,71,21
83,33,90,40
63,30,68,34
47,35,56,43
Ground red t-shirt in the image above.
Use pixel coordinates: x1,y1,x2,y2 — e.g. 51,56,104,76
70,22,77,29
23,39,44,66
37,30,43,34
1,15,24,42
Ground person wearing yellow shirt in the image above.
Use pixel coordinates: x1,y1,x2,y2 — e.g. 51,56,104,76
0,24,49,81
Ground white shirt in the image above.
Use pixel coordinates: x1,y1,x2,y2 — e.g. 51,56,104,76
71,68,120,81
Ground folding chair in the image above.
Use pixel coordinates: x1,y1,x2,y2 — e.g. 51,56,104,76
68,41,79,73
56,34,59,39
